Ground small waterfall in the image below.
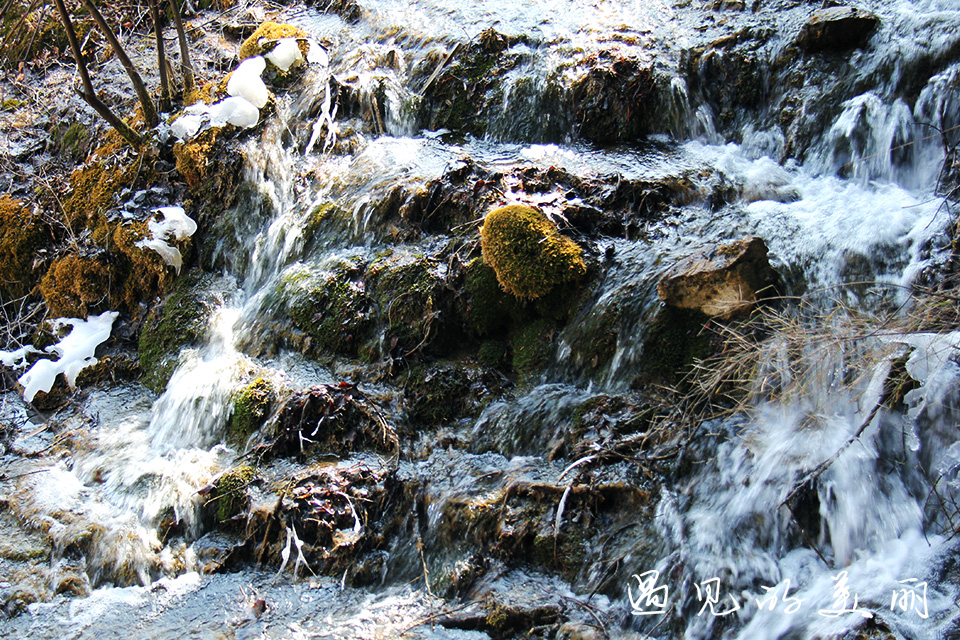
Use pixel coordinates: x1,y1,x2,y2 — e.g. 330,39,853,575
6,0,960,637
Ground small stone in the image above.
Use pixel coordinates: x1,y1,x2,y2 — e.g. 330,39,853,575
656,236,778,320
796,7,880,53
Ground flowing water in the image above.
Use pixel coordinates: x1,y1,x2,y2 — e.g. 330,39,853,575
3,0,960,638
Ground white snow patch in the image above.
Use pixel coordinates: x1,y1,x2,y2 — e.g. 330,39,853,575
0,345,40,369
208,96,260,128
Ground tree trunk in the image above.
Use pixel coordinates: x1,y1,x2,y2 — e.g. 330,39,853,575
151,0,171,112
167,0,196,99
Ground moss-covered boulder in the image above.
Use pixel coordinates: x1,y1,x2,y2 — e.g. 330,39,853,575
421,28,522,136
464,257,525,336
38,255,112,319
366,252,463,358
480,205,586,299
402,365,472,427
287,259,373,358
510,318,557,380
0,197,50,300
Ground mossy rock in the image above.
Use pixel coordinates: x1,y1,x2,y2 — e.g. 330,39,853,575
303,202,348,239
0,4,97,71
367,253,463,358
0,197,51,300
402,366,471,427
38,255,112,319
138,273,212,392
174,128,222,190
62,134,151,236
510,318,556,380
477,340,509,368
48,121,93,163
480,205,586,300
75,354,142,388
422,28,522,136
213,465,255,523
287,259,372,358
227,377,277,445
639,306,712,384
464,257,525,336
238,21,308,60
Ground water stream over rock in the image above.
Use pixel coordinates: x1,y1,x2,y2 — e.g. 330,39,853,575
3,0,960,638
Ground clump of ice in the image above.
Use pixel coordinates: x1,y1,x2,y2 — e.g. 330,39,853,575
0,345,40,369
135,206,198,274
170,103,210,140
227,56,269,109
307,40,328,66
17,311,119,403
208,97,260,128
265,38,303,72
169,39,328,141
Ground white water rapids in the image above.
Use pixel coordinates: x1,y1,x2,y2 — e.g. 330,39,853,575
3,0,960,638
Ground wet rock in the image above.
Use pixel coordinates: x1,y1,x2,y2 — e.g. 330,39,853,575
192,531,244,574
257,383,397,460
421,28,524,136
282,257,372,359
569,53,657,143
245,461,395,583
75,354,142,388
137,272,215,392
212,465,256,524
683,30,772,129
796,7,880,53
227,376,279,446
366,251,466,359
656,236,779,320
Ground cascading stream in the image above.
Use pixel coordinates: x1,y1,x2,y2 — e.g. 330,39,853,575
4,0,960,638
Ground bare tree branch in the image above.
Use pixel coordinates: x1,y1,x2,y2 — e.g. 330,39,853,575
52,0,144,147
79,0,159,128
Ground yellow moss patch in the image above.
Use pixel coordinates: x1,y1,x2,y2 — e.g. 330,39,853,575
238,21,307,60
0,197,50,299
173,128,220,190
479,205,586,299
184,81,217,107
39,255,112,318
111,221,178,312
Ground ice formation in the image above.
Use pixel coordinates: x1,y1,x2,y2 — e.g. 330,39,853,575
17,311,119,403
135,206,198,274
0,345,40,369
227,56,269,109
265,38,303,72
208,97,260,128
169,39,329,141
